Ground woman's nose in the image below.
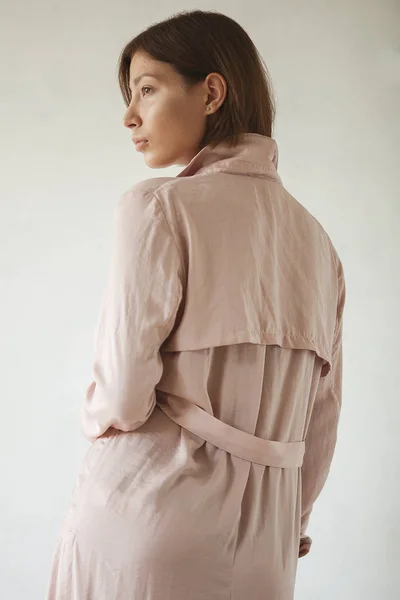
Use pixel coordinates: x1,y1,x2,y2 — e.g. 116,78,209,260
122,113,133,128
122,106,140,129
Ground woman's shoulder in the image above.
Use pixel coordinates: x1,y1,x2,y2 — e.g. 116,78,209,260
121,176,175,201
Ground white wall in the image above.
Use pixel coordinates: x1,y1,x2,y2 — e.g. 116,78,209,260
1,1,398,598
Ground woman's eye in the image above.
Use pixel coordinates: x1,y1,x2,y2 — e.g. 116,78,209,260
141,86,153,96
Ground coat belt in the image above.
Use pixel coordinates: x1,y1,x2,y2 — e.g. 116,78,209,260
157,396,305,469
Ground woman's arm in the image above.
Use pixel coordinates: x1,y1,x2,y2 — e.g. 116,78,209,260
81,184,184,442
299,258,346,557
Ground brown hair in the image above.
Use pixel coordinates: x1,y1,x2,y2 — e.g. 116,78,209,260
117,10,275,150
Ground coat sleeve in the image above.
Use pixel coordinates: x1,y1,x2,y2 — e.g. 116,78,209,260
299,257,346,556
81,185,184,443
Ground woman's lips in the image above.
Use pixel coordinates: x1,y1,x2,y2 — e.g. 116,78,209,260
134,139,148,150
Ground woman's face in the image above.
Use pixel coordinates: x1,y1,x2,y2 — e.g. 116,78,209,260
122,52,225,169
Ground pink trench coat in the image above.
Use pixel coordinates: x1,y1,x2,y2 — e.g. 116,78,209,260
47,133,346,600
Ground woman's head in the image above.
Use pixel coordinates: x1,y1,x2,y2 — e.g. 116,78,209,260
118,10,275,168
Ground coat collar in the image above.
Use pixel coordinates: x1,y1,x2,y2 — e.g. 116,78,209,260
176,133,281,184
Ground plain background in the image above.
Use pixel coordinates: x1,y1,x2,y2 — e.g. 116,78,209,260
1,1,399,598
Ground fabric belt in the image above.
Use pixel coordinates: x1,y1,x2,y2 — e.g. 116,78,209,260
157,396,305,469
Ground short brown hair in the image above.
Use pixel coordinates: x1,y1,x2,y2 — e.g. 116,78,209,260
117,10,276,150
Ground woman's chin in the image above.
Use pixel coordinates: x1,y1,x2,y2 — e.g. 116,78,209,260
144,151,171,170
144,154,158,169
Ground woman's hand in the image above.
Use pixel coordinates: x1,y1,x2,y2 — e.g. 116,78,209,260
299,536,312,558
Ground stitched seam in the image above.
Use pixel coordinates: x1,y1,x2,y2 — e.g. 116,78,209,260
166,326,332,364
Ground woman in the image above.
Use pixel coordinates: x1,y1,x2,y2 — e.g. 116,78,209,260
47,9,345,600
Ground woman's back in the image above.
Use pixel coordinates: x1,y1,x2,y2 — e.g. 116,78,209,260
47,135,345,600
